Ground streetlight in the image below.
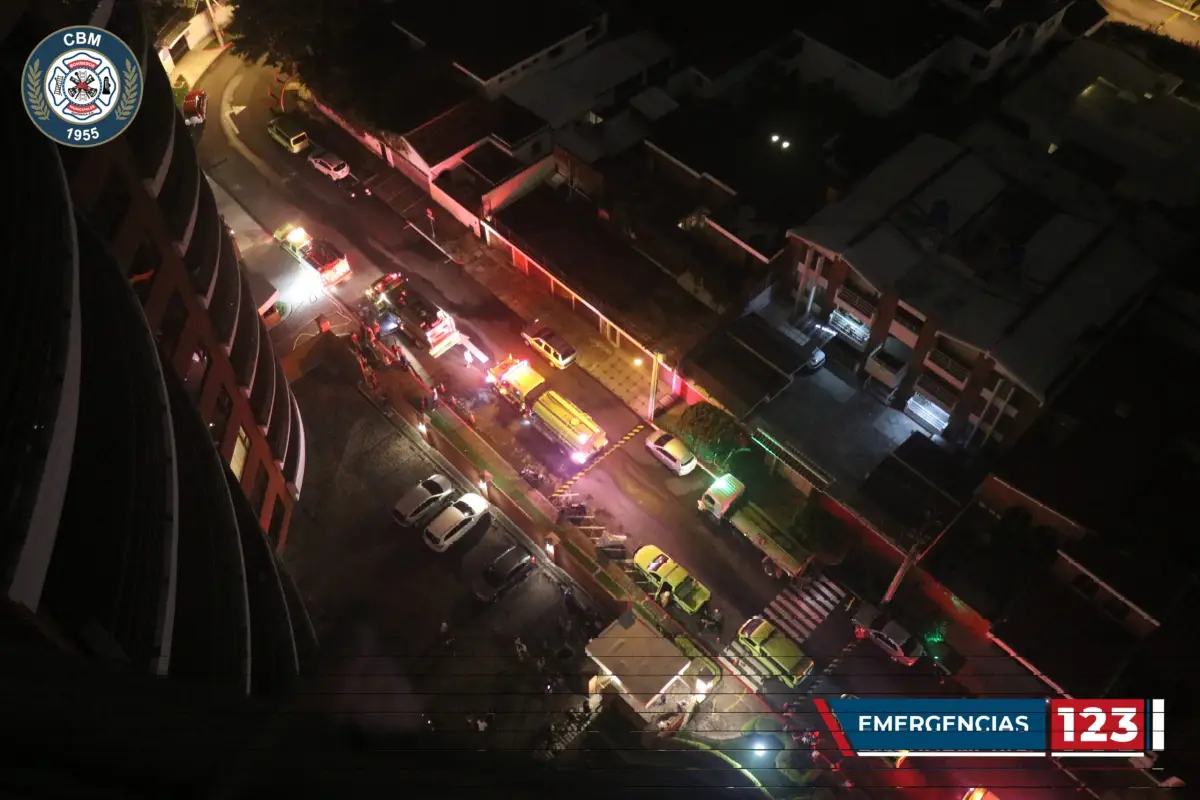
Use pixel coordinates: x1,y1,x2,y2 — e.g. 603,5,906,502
633,357,643,367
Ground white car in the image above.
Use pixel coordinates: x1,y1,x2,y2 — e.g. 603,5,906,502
424,492,490,552
645,432,697,476
521,323,577,369
392,474,454,527
307,150,351,180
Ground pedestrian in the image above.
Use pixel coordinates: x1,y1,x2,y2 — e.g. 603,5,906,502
535,656,546,674
475,717,488,733
515,637,528,661
439,621,450,635
464,350,474,367
658,589,671,607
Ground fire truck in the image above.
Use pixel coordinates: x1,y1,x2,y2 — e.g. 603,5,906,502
487,357,608,463
367,273,460,358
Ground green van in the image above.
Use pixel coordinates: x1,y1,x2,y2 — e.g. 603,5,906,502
267,116,310,153
737,615,814,688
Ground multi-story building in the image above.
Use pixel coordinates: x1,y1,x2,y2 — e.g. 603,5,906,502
789,131,1168,449
3,0,312,692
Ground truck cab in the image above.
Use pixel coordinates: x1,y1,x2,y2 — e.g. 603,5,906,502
698,473,745,518
487,357,546,413
633,545,711,614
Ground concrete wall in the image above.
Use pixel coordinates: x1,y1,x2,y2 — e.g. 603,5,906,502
482,154,555,216
788,34,935,116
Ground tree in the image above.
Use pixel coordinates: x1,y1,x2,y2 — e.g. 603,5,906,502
676,403,747,468
790,503,850,567
142,0,195,38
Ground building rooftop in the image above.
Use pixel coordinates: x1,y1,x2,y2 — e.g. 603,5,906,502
461,141,524,185
403,97,544,169
991,578,1140,697
504,30,673,128
586,615,690,708
794,0,956,79
999,38,1200,209
357,50,474,137
1059,538,1196,626
793,133,1160,402
681,330,791,419
494,184,719,358
392,1,599,83
647,97,840,247
990,327,1200,558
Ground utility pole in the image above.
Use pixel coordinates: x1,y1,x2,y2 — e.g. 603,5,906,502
882,543,919,606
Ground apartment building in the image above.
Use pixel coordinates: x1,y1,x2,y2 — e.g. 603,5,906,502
4,0,312,692
789,132,1160,449
788,0,1073,116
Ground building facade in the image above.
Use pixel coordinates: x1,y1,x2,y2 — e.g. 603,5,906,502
3,0,312,693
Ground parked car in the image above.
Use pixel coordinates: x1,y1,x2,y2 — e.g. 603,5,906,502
307,149,351,180
632,545,711,614
799,348,826,374
737,615,815,688
471,543,536,603
424,492,490,552
392,474,454,527
645,432,697,476
852,602,924,666
267,115,309,153
337,172,372,200
521,323,577,369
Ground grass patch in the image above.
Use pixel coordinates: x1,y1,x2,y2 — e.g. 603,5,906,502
171,76,189,108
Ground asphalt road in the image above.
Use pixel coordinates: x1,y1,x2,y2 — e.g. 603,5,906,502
1101,0,1200,43
195,54,1106,797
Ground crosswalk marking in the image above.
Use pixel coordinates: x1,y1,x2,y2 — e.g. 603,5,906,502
718,639,775,691
765,575,846,645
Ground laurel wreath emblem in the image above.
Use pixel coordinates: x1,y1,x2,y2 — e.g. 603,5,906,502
25,59,51,121
115,59,139,121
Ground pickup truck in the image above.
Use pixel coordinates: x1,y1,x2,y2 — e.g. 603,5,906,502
698,474,814,579
632,545,711,614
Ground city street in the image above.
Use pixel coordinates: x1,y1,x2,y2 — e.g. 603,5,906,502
1101,0,1200,43
195,51,1103,797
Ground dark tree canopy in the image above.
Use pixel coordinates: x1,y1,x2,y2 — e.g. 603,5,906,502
676,402,747,468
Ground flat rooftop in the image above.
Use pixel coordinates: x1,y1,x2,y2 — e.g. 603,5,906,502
461,141,524,185
586,615,690,708
393,1,598,83
793,133,1159,402
646,97,839,243
681,329,791,419
504,31,673,128
794,0,955,79
403,97,544,169
1000,38,1200,209
361,49,474,137
991,327,1200,547
991,579,1139,697
494,184,719,358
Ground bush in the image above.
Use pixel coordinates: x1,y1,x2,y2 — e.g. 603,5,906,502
677,403,747,468
791,503,851,566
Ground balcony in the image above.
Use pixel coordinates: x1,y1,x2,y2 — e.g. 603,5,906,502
249,321,276,429
156,120,200,248
866,351,906,388
229,276,260,391
924,347,972,389
891,311,921,349
209,231,243,349
4,116,79,608
915,372,961,412
284,391,307,495
39,223,178,671
834,286,877,324
163,367,251,695
266,361,292,463
183,181,221,306
225,469,299,695
126,62,175,190
828,307,871,349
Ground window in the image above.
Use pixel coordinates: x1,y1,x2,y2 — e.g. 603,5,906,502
267,496,287,546
183,345,210,399
130,238,161,302
249,464,269,511
89,169,131,241
210,386,233,448
548,44,565,59
230,426,250,479
156,291,190,356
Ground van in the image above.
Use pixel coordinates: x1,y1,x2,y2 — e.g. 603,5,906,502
267,116,310,153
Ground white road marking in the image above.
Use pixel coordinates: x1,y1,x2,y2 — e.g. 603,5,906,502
764,576,846,644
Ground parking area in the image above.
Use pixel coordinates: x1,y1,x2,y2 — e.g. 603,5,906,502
282,363,600,752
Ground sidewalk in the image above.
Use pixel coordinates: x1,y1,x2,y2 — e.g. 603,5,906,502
167,35,232,88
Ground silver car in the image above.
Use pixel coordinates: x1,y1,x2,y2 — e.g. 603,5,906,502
392,474,454,527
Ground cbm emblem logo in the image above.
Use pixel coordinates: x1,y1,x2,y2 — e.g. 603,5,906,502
23,26,143,148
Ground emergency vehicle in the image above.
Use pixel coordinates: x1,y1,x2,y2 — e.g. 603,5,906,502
367,274,460,358
487,357,607,463
272,224,351,286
